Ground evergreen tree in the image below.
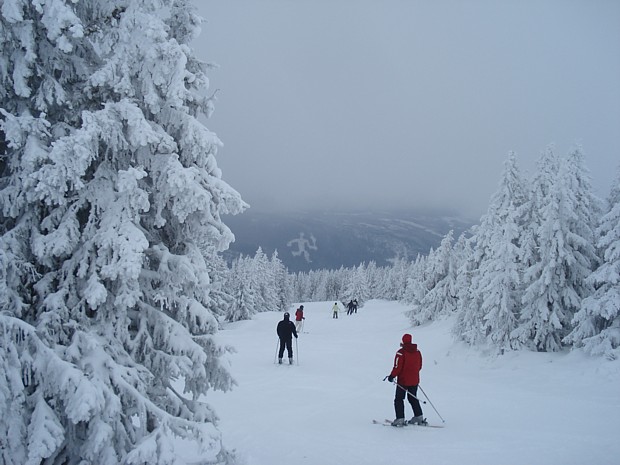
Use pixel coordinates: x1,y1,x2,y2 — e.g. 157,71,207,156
306,269,326,302
205,253,235,324
402,254,426,306
566,167,620,358
364,261,381,298
251,247,279,312
517,151,597,351
452,233,483,345
226,257,256,322
383,256,412,302
324,268,345,301
0,2,244,463
471,154,528,352
520,146,559,271
343,263,369,306
270,250,293,312
409,231,456,325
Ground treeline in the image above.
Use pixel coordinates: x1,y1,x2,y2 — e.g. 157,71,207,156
223,147,619,359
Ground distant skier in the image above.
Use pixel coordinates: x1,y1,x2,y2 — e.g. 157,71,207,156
347,300,354,315
332,302,339,319
353,299,358,313
276,312,298,364
386,333,425,427
295,305,305,332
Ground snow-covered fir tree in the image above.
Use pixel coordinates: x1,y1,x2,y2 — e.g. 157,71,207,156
0,2,245,463
519,146,559,272
401,254,426,306
250,247,278,312
342,263,370,306
206,253,235,324
323,268,345,301
408,231,457,326
224,250,293,321
516,150,598,351
226,257,257,322
452,232,483,345
270,250,293,312
382,256,412,302
466,154,528,352
363,261,382,299
305,269,327,302
566,166,620,358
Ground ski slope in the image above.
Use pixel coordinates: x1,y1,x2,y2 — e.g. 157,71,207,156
207,300,620,465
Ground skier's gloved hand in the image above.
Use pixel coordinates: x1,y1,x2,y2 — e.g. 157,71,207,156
387,376,395,383
295,335,298,339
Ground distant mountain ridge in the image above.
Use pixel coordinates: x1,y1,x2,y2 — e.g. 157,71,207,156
222,209,475,272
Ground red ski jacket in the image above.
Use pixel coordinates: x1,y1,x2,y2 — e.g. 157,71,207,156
295,309,304,321
389,343,422,386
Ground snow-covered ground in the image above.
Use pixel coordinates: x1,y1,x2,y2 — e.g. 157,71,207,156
207,300,620,465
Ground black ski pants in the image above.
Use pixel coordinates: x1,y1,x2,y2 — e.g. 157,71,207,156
394,384,423,419
278,338,293,359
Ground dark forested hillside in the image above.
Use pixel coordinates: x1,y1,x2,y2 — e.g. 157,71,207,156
222,209,474,272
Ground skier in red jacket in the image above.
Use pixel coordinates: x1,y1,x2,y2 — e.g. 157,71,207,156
295,305,305,332
387,333,425,426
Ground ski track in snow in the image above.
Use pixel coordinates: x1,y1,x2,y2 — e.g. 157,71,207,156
204,300,620,465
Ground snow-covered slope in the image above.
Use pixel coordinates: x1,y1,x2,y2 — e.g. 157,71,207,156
206,300,620,465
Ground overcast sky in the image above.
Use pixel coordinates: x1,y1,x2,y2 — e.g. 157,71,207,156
193,0,620,219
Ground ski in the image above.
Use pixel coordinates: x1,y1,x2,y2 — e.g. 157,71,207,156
372,419,444,429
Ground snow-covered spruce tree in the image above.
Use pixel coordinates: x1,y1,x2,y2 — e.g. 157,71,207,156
409,231,457,326
305,269,326,302
342,263,370,306
324,268,345,301
290,272,307,302
468,154,528,352
382,256,412,302
270,250,293,312
516,151,598,351
363,260,382,299
565,166,620,358
452,232,485,345
401,254,426,306
225,257,256,322
205,253,235,324
519,146,559,273
249,247,276,312
0,2,245,464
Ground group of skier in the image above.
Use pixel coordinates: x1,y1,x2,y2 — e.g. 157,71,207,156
346,299,358,315
276,304,426,426
330,299,359,318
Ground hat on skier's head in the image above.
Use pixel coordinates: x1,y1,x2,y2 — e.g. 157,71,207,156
284,312,290,319
401,333,412,345
300,305,304,309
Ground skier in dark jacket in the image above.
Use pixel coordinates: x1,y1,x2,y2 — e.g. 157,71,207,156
387,333,425,426
277,312,298,364
347,300,354,315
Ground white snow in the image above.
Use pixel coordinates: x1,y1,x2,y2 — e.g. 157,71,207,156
207,300,620,465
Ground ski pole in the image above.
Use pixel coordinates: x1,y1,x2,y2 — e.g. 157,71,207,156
295,337,299,365
418,384,445,423
382,377,426,404
274,338,280,364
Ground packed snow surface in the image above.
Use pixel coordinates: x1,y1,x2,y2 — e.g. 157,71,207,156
207,300,620,465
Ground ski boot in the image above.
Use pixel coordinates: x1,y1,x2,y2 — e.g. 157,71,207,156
391,418,407,427
408,415,427,426
289,357,293,365
278,358,282,364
